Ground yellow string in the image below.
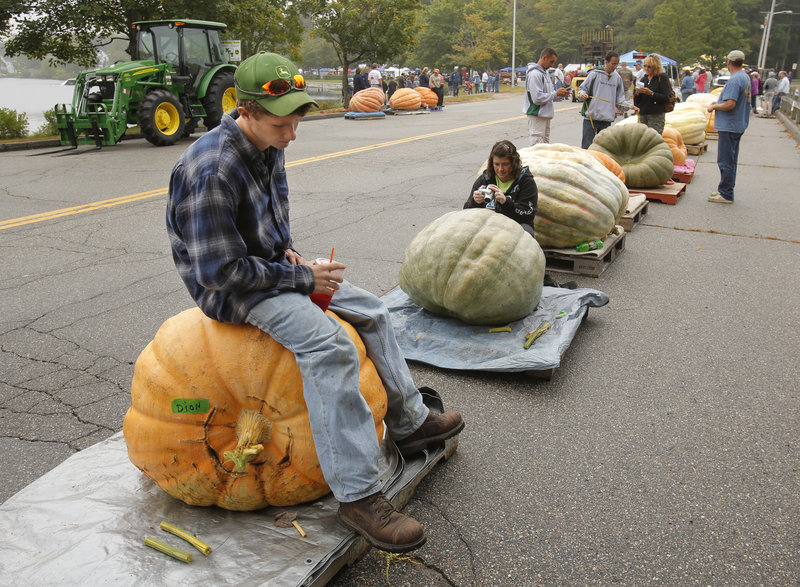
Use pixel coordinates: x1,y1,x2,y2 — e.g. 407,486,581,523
376,550,425,585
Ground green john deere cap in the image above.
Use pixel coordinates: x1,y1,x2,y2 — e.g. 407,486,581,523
234,52,317,117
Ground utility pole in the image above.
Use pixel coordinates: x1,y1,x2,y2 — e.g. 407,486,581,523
758,0,777,71
511,0,517,87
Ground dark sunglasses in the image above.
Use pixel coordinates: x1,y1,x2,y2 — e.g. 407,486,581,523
236,74,306,98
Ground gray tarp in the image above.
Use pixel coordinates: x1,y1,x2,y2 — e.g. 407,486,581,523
383,286,610,372
0,389,452,586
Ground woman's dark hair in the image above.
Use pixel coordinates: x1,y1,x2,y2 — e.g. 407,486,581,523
487,140,522,179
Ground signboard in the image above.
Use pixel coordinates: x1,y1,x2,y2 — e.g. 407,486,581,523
221,40,241,62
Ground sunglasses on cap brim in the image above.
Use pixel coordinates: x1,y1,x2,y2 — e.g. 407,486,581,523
236,74,307,98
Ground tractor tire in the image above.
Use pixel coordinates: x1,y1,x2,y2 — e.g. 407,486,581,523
202,70,236,130
139,89,185,147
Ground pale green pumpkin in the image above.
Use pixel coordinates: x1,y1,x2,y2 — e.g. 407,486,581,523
588,123,674,188
398,209,545,325
515,144,629,248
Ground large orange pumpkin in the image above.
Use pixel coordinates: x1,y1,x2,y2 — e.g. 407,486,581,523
349,87,385,112
586,149,626,183
414,87,438,108
389,88,422,110
123,307,388,511
661,127,687,165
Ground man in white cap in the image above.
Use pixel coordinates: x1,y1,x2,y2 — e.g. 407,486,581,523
707,50,750,204
166,52,464,552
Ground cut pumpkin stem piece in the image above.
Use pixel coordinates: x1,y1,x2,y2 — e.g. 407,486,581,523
160,521,212,556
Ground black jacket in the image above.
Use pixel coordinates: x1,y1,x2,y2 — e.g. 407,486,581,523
634,73,672,115
465,166,537,230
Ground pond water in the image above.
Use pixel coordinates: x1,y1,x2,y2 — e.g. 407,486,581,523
0,78,76,131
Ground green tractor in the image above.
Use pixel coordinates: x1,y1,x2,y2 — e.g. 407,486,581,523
55,19,237,147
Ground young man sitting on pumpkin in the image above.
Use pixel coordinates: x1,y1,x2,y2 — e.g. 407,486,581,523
166,52,464,553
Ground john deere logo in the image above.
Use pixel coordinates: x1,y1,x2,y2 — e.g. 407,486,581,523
276,65,290,78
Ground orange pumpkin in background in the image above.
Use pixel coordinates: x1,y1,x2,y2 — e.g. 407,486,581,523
389,88,422,110
349,87,385,112
661,127,688,165
586,149,626,183
414,87,438,108
123,307,387,511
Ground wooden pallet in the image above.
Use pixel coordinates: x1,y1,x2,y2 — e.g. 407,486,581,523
686,141,708,155
386,108,431,115
620,196,649,232
641,182,687,205
672,169,694,184
544,230,627,278
706,130,718,141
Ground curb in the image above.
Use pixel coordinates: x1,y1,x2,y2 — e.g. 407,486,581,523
776,110,800,144
0,113,347,153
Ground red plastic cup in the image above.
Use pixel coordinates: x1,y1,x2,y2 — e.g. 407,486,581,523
309,258,344,311
309,291,333,311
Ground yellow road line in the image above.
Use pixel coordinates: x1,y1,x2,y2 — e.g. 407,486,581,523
286,115,523,167
0,188,168,230
1,106,578,231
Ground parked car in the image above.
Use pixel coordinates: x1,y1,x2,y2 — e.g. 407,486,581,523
712,74,730,88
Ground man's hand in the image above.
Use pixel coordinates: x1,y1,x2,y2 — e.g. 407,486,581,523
311,261,346,294
579,91,588,101
285,249,306,265
556,87,570,97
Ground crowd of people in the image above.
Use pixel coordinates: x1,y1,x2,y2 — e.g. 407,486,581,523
350,64,509,109
521,47,764,208
678,64,792,116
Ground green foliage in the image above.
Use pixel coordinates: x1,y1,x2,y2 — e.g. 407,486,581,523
414,0,509,70
0,107,29,139
31,109,59,138
222,0,305,60
2,0,303,68
300,32,340,69
638,0,744,69
304,0,423,105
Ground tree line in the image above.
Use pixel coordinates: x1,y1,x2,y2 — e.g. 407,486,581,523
2,0,796,94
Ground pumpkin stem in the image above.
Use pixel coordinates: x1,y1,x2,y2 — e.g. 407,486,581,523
223,409,272,472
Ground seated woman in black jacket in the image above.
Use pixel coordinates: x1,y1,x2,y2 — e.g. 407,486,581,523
465,140,537,237
633,53,672,133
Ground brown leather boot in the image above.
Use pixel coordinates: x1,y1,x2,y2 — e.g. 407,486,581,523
394,410,464,456
337,492,426,552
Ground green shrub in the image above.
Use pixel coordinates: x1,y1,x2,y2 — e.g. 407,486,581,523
31,109,59,138
314,99,344,111
0,107,29,139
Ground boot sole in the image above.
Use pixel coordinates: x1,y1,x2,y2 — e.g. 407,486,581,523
337,511,427,553
395,419,465,456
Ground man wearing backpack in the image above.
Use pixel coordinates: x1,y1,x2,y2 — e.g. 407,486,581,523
578,52,637,149
523,48,571,145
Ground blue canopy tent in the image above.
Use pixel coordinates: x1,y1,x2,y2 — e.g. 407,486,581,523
618,51,677,66
618,51,680,82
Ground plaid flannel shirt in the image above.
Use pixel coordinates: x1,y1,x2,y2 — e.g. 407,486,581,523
166,114,314,324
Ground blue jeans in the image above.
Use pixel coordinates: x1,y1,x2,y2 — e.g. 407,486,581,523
582,118,612,149
246,281,428,502
717,130,743,201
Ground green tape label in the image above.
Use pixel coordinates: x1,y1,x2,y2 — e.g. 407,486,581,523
171,398,210,414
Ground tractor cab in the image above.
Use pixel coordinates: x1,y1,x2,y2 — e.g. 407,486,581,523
133,20,228,94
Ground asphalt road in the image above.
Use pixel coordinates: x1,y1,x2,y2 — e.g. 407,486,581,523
1,94,798,585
